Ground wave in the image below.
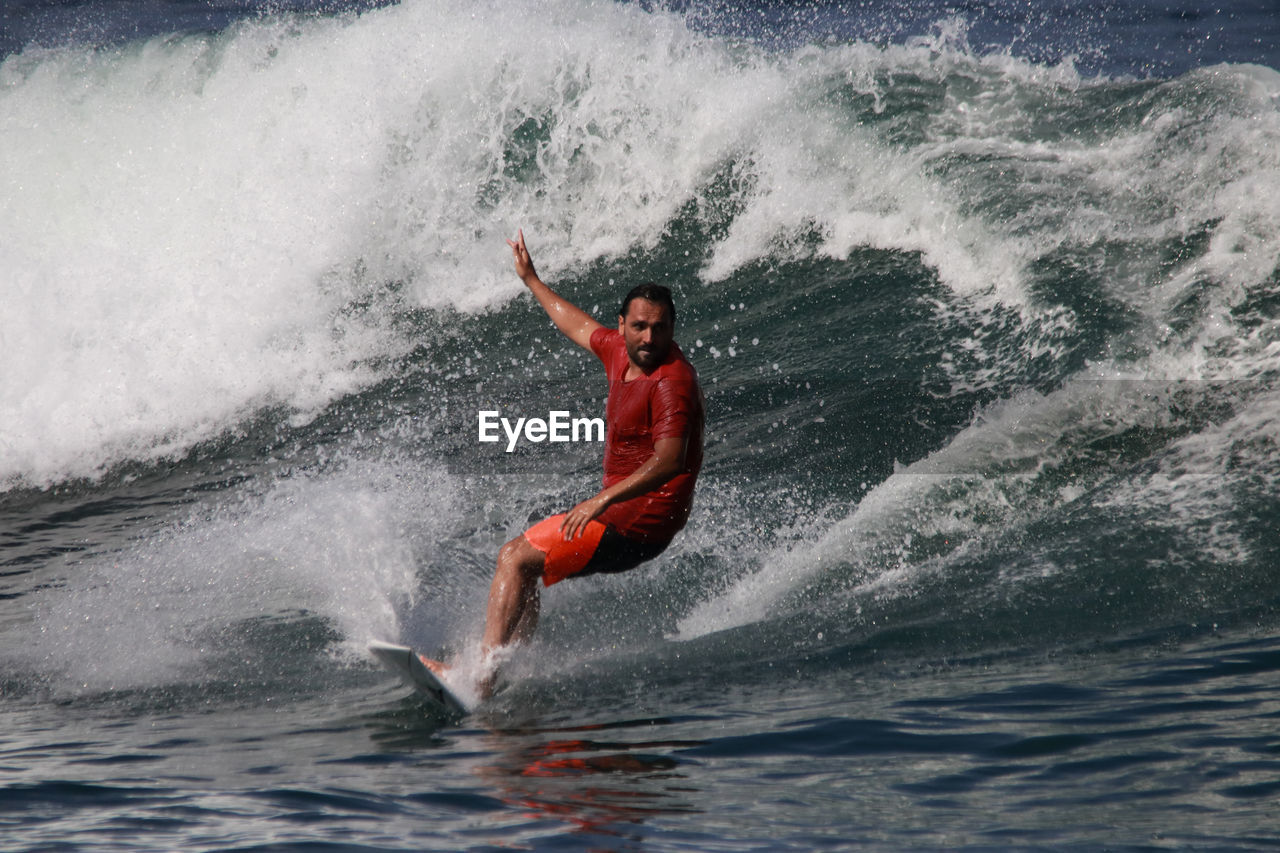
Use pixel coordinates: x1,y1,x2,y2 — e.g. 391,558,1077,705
0,1,1263,491
10,447,460,694
3,2,1279,684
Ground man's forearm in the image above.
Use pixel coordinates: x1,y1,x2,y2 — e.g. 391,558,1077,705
508,229,601,350
559,435,688,539
593,447,684,509
523,274,598,347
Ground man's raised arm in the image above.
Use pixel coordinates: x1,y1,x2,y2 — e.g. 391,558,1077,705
507,229,602,351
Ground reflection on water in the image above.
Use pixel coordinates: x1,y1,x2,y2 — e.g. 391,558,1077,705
366,701,707,842
478,718,705,838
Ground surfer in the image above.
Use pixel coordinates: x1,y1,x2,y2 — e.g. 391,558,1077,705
431,230,704,696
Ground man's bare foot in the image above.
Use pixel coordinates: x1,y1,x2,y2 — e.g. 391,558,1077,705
417,654,450,679
419,651,500,701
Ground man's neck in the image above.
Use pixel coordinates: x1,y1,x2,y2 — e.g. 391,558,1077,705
623,361,654,382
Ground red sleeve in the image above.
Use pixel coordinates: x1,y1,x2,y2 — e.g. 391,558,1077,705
650,374,694,441
589,327,618,366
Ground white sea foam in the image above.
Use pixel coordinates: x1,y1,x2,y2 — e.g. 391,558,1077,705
1090,382,1280,568
672,372,1254,640
1,14,414,487
4,0,1279,499
22,453,458,692
0,5,1002,488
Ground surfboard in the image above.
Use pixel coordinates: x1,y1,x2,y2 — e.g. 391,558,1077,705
369,640,470,718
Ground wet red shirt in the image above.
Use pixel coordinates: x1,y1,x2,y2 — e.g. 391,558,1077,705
589,327,704,543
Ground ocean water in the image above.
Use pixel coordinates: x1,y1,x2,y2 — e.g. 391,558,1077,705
3,0,1280,848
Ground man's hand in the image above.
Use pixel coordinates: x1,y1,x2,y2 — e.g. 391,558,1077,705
558,436,688,541
506,229,602,351
561,493,610,541
507,228,537,285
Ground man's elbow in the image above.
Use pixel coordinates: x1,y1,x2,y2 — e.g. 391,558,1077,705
656,446,687,478
650,435,688,480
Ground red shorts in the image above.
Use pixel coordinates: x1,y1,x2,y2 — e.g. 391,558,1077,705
523,515,670,586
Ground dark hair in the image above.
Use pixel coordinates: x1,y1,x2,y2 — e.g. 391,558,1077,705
619,282,676,324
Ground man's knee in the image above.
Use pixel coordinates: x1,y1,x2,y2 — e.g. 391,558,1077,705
498,534,544,581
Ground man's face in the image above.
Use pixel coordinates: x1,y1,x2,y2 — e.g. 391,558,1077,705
618,298,673,371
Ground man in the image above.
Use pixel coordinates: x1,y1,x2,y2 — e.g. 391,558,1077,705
432,230,704,694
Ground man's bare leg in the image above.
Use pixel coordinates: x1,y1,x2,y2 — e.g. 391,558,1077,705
419,535,544,696
482,533,545,655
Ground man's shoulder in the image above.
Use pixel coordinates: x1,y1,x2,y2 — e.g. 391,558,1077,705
590,326,622,348
657,345,699,384
590,327,624,367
